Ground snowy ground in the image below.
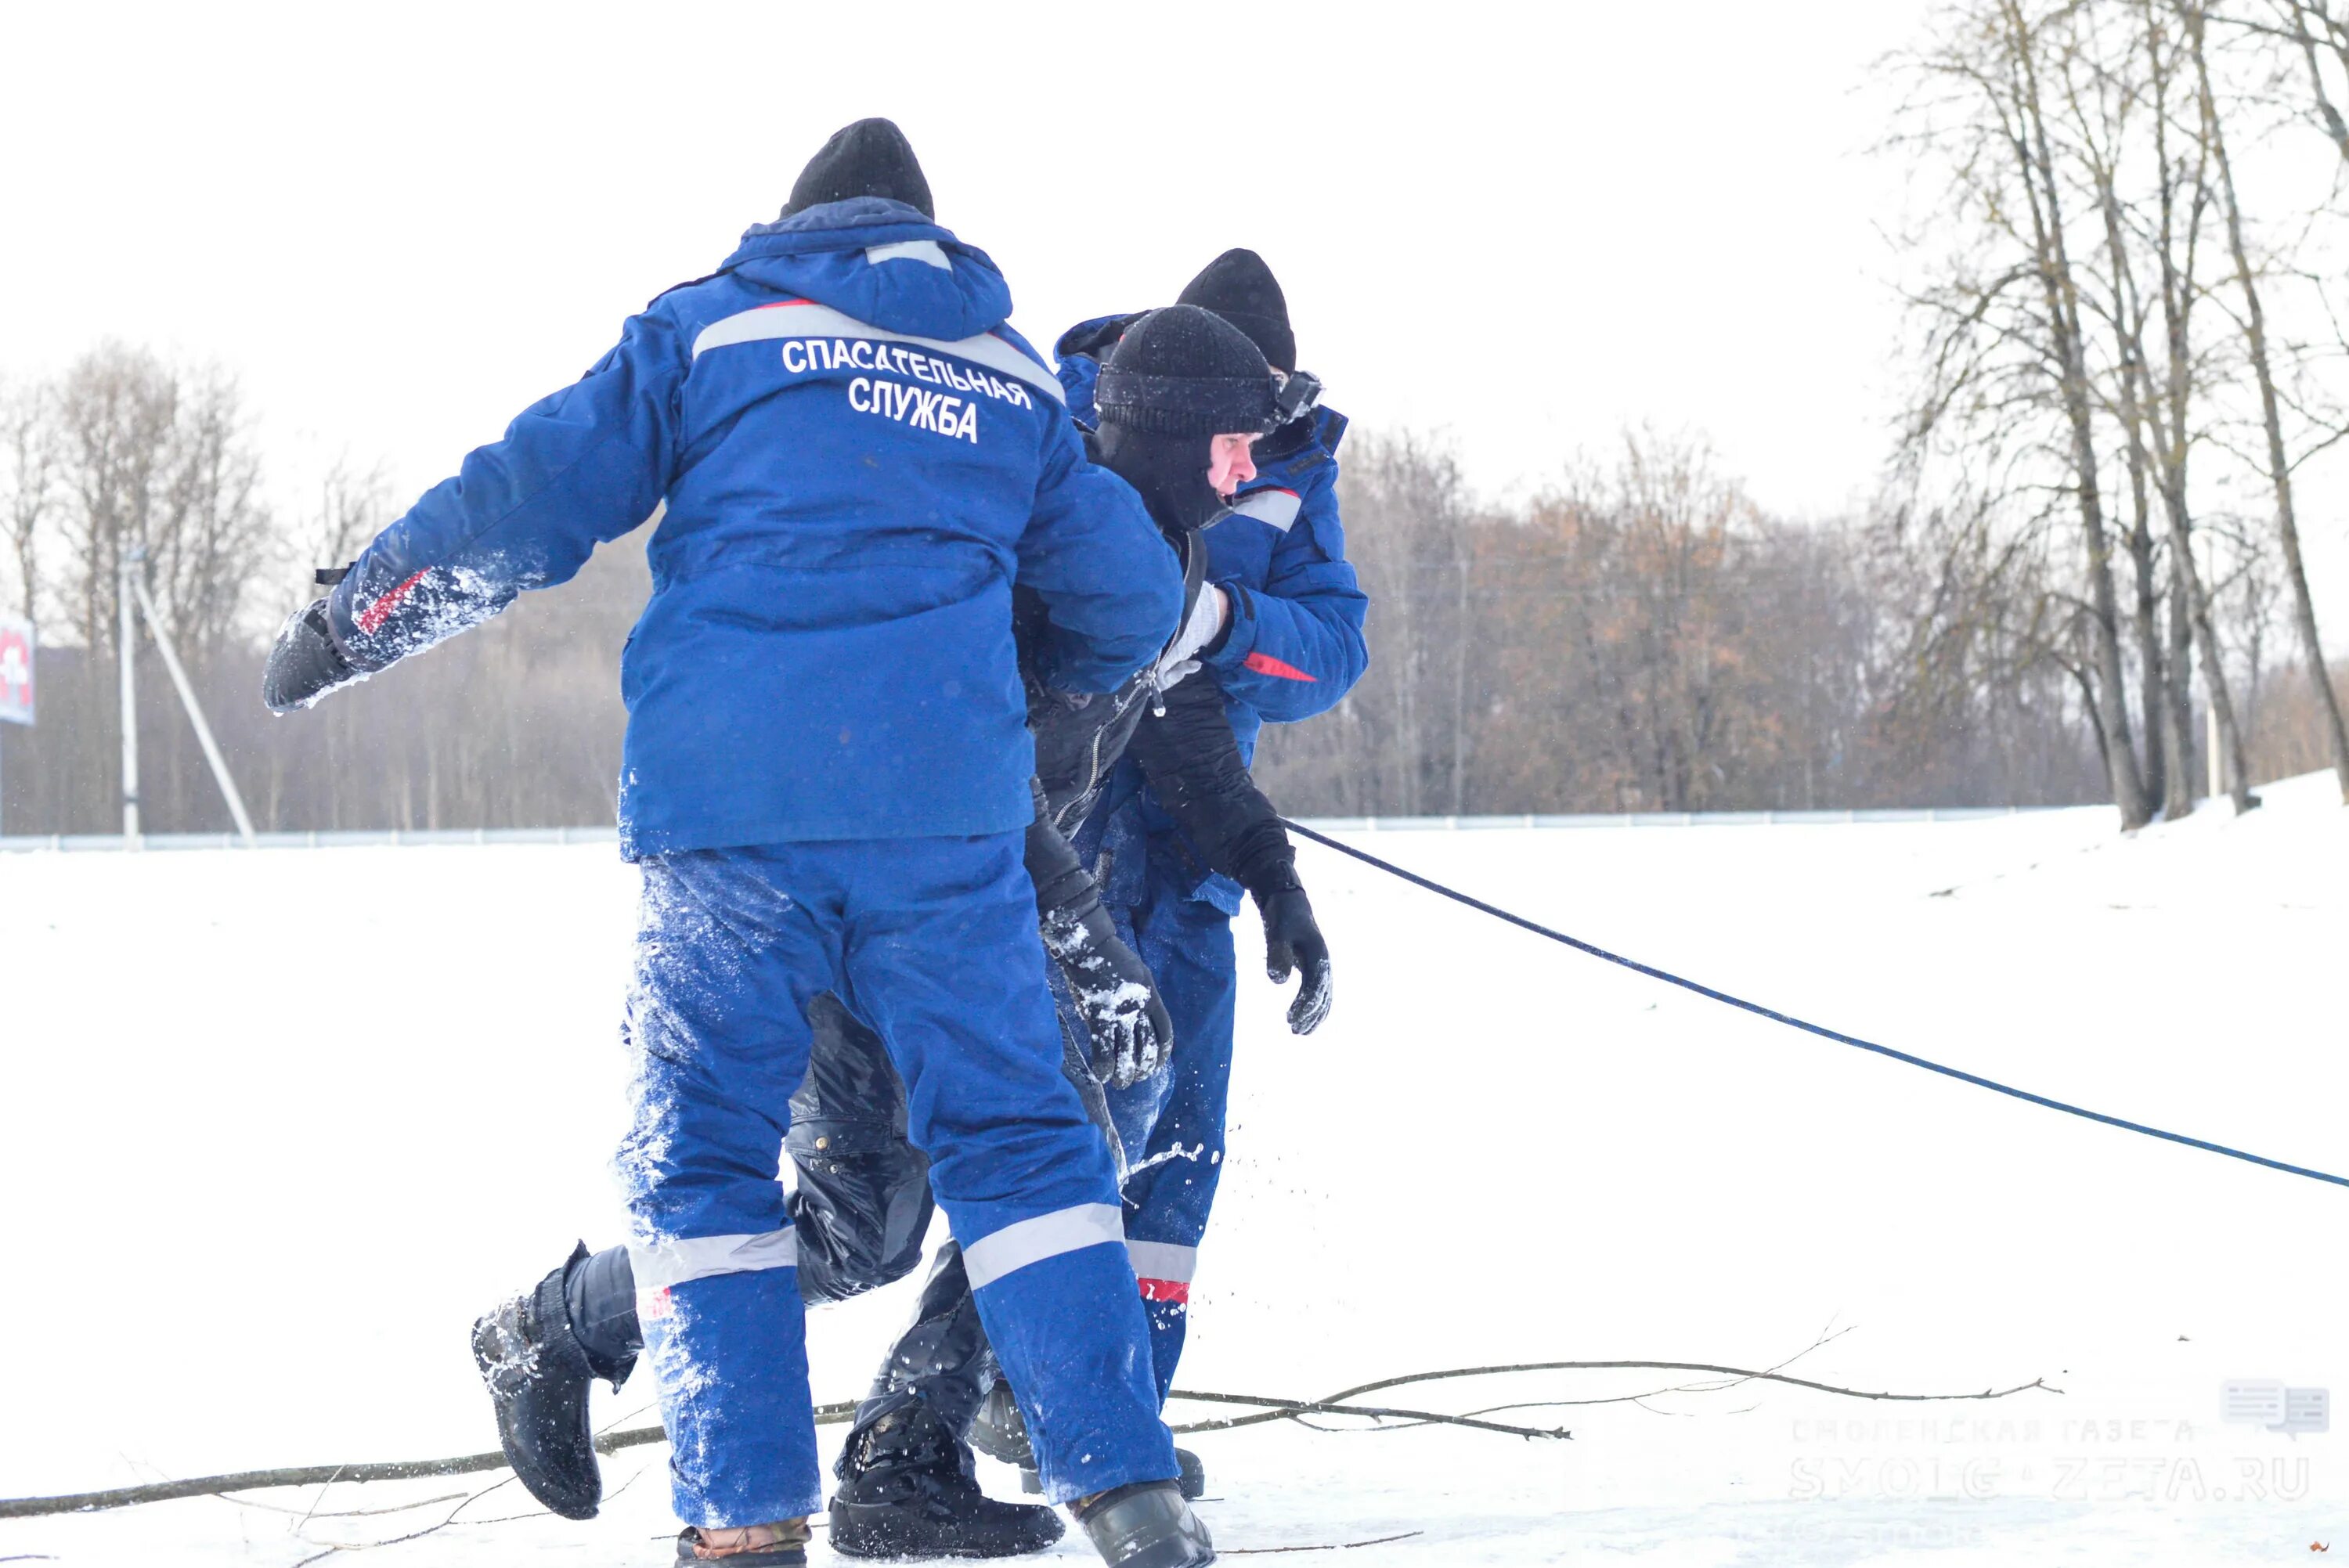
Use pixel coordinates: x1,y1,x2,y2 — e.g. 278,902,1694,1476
3,776,2346,1566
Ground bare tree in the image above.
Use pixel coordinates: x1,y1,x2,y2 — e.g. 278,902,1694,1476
2010,0,2159,824
150,367,272,658
2269,0,2349,158
2132,1,2257,809
1882,0,2349,822
53,344,172,656
293,458,394,603
1893,0,2163,827
2060,5,2187,810
1252,427,2102,820
2185,0,2349,798
1277,432,1472,817
2,378,52,621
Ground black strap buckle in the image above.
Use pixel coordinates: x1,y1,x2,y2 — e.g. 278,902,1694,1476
1269,369,1322,428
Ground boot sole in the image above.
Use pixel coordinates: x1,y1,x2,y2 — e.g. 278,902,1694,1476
828,1498,1062,1560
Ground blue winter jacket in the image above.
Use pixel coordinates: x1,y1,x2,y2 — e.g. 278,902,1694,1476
1055,315,1367,763
327,204,1181,858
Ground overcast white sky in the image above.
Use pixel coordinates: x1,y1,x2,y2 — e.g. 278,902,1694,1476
1,1,1938,526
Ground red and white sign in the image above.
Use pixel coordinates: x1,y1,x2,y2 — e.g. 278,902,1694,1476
0,615,33,726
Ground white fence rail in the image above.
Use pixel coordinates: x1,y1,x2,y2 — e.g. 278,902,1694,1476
0,826,623,852
0,806,2068,854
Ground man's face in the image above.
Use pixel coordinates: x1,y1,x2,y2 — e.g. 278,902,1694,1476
1208,432,1261,498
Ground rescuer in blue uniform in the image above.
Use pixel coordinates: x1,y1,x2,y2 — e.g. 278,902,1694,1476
262,121,1217,1568
469,308,1326,1566
1053,252,1369,1460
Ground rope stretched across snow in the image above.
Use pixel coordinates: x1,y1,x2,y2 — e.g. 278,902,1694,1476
0,1360,2057,1519
1282,818,2349,1191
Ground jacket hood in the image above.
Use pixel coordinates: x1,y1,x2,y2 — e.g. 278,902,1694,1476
1054,312,1143,364
721,197,1013,341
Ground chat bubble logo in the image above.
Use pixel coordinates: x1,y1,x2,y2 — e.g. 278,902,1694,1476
2224,1380,2329,1434
2225,1380,2289,1426
2282,1387,2330,1436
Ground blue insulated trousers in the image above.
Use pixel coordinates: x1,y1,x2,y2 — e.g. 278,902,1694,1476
1103,867,1239,1407
619,836,1174,1525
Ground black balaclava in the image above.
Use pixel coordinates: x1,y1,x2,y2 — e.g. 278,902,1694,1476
1176,248,1294,373
782,118,934,219
1093,305,1278,533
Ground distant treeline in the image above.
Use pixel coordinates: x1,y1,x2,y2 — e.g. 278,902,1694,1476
1250,431,2337,817
0,347,2340,836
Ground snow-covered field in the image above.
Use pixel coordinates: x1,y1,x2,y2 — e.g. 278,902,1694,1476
3,777,2345,1566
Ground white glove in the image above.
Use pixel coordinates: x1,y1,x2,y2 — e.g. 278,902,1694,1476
1153,585,1228,690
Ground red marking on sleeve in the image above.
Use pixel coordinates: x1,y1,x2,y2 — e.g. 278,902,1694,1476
753,298,815,311
1137,1278,1191,1304
355,568,431,635
1243,651,1316,683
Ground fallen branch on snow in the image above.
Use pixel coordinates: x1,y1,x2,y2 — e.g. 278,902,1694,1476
0,1406,851,1522
1168,1392,1568,1440
1165,1359,2061,1438
0,1359,2057,1520
1225,1529,1427,1554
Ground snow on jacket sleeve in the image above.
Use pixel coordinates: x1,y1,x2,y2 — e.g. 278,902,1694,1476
325,307,686,670
1201,485,1369,724
1014,414,1182,695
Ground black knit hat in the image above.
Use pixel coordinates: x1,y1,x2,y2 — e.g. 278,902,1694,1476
1176,249,1294,373
783,118,934,219
1095,305,1278,437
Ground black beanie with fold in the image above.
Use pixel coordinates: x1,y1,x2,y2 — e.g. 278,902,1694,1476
1092,306,1278,533
783,118,934,218
1094,305,1278,438
1176,248,1294,373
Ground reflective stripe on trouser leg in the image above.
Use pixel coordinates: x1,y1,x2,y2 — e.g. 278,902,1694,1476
962,1202,1124,1289
619,849,831,1527
1106,870,1239,1407
1127,1236,1199,1408
842,962,1126,1451
631,1227,799,1314
837,831,1173,1505
962,1231,1169,1501
1125,1239,1197,1303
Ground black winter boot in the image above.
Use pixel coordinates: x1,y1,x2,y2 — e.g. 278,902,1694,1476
471,1242,609,1520
969,1379,1037,1483
829,1397,1063,1559
1073,1481,1214,1566
1174,1447,1207,1501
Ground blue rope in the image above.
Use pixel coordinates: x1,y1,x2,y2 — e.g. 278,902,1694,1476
1281,818,2349,1191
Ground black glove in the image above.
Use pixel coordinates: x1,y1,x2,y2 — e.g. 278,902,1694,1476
1027,808,1173,1088
1254,870,1333,1036
1041,899,1175,1089
262,599,363,714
